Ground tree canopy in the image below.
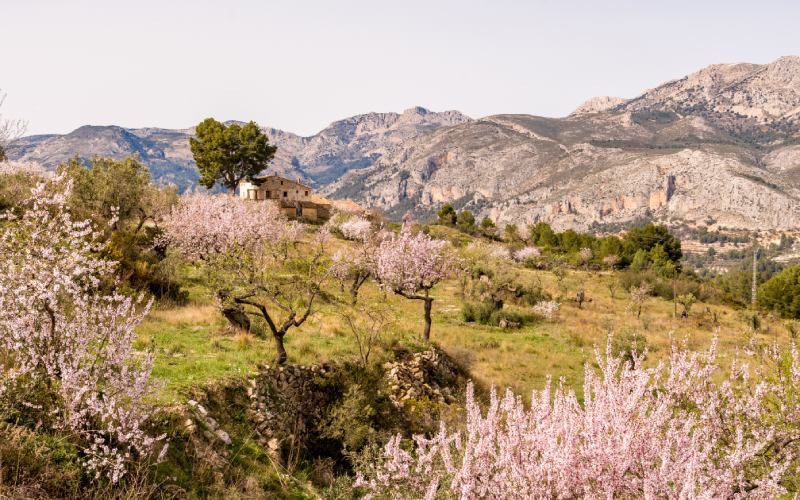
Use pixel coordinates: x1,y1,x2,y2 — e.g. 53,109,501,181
189,118,277,192
437,204,457,225
758,266,800,318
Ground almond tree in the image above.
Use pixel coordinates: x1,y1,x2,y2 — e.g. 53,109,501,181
579,246,593,270
630,282,652,318
373,225,455,341
337,215,372,241
0,90,26,161
0,178,165,482
512,245,540,263
356,340,799,498
160,194,330,364
330,221,382,304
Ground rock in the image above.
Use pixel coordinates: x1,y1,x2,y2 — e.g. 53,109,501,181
215,429,232,446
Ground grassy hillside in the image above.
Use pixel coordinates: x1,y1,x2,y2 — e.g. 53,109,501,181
138,227,786,405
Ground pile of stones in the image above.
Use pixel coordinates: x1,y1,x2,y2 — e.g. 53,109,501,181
384,348,460,406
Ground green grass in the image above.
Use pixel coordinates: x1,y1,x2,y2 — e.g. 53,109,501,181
138,230,792,404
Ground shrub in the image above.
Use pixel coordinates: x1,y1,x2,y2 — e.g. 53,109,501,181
758,266,800,318
611,330,649,365
489,309,528,328
456,209,475,231
462,302,498,324
437,204,456,226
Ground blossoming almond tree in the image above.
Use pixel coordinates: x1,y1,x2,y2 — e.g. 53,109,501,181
0,178,165,483
356,340,799,498
160,194,330,364
374,225,456,341
330,222,383,305
511,245,540,263
337,215,372,241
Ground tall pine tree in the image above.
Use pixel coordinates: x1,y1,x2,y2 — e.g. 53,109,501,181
190,118,277,192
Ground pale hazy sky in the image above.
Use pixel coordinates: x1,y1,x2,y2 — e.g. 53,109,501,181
1,0,798,136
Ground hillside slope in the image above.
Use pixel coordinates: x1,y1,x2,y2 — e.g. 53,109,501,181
325,56,800,230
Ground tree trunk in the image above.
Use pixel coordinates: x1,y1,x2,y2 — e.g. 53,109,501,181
273,332,288,365
222,306,251,332
423,297,433,341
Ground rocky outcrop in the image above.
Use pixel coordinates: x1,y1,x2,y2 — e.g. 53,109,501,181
571,96,629,115
325,56,800,230
619,56,800,122
383,348,463,407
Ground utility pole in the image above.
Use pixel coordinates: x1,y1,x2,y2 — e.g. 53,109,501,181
751,241,758,308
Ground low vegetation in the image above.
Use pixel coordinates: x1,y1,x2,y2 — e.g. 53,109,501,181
4,155,800,498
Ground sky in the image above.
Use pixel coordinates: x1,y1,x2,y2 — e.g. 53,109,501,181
1,0,798,136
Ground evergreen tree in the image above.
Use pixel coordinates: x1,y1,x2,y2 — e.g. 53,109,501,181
758,266,800,318
457,209,475,230
623,224,682,264
190,118,277,192
437,204,457,225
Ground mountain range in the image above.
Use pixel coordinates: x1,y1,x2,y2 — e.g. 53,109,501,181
8,56,800,231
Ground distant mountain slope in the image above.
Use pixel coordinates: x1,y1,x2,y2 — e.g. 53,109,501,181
8,56,800,231
6,107,471,191
325,56,800,230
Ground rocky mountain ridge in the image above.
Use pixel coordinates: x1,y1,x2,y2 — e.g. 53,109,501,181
7,107,471,190
7,56,800,231
325,56,800,230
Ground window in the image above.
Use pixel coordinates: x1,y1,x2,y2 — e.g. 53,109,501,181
248,189,255,200
280,180,283,185
283,191,288,198
265,190,271,198
304,190,309,196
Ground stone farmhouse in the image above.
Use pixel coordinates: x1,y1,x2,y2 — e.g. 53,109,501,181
238,175,332,220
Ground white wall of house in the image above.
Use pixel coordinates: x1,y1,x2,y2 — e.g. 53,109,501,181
238,176,312,202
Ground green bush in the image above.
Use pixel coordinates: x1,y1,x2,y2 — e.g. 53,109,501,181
611,331,649,365
462,302,530,327
758,266,800,318
489,309,529,328
462,302,498,324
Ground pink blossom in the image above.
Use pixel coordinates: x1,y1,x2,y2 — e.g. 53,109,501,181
512,245,540,262
532,300,560,319
158,193,297,260
337,215,372,241
0,177,165,482
357,339,796,498
373,226,457,340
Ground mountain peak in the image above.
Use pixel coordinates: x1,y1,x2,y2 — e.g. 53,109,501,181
570,96,628,116
619,55,800,121
403,106,430,116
